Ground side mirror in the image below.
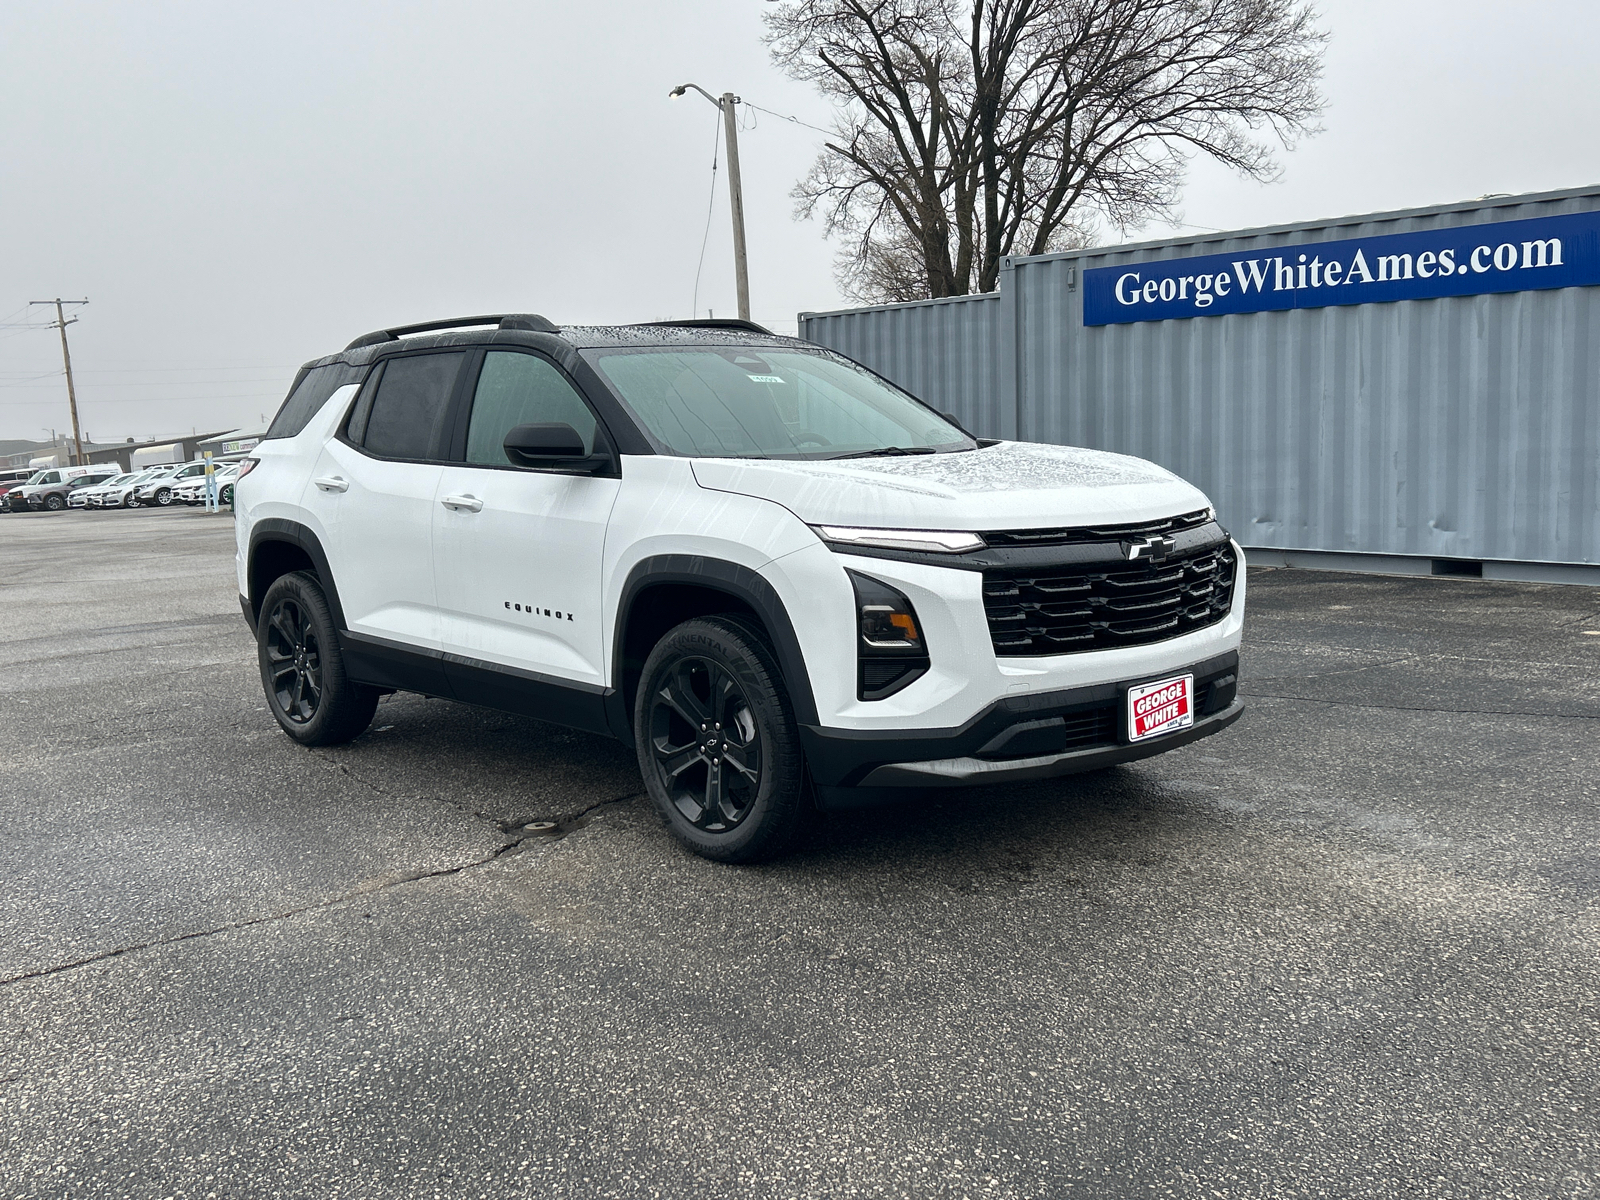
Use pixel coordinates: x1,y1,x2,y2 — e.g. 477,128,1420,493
503,423,613,474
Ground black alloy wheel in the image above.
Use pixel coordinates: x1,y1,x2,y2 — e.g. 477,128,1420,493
264,596,322,723
649,655,763,833
256,570,379,745
44,494,65,511
634,616,807,863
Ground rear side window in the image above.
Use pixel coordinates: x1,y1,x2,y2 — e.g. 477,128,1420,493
464,351,597,465
265,362,364,441
356,352,465,461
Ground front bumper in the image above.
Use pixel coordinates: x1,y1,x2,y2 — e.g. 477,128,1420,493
801,649,1239,789
858,698,1242,786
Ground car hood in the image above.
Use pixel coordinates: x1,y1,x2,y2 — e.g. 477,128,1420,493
689,441,1209,530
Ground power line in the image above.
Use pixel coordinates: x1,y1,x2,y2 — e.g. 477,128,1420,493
741,101,834,136
0,390,287,407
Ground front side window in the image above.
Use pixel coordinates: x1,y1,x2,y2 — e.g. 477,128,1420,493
583,346,970,460
464,351,597,466
355,352,465,461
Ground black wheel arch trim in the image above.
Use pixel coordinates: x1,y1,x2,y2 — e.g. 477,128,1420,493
246,518,347,632
610,555,820,744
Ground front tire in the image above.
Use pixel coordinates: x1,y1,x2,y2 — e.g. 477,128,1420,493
257,571,379,746
154,487,173,506
45,494,65,511
634,616,807,863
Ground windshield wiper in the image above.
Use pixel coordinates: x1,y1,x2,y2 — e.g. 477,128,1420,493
828,446,939,460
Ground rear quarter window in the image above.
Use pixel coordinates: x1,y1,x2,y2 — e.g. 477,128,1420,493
265,362,365,440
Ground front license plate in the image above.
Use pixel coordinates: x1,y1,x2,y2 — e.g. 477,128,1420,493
1127,673,1195,742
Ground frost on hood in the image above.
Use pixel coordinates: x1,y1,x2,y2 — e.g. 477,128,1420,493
818,442,1174,493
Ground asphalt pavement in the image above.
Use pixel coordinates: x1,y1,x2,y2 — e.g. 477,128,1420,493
2,505,1597,1199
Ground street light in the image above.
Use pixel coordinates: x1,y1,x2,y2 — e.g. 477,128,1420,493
671,83,751,322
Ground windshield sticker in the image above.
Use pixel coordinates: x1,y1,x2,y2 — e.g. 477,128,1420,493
746,374,785,384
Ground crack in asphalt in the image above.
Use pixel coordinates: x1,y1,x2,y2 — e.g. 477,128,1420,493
0,790,643,991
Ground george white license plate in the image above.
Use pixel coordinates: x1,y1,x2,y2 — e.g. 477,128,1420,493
1127,673,1195,742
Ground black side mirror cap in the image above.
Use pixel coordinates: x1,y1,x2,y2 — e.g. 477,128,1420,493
503,423,614,474
504,423,585,459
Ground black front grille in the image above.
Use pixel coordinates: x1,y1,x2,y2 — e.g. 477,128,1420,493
1061,704,1118,749
983,508,1212,549
984,542,1237,656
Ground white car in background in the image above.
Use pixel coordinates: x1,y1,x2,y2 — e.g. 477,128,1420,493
173,463,240,505
91,468,162,508
131,461,210,507
71,473,140,508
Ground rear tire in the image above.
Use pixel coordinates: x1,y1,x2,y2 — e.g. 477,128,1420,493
257,571,379,746
633,616,807,863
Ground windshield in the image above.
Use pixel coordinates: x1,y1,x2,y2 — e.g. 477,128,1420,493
24,471,47,485
583,346,972,460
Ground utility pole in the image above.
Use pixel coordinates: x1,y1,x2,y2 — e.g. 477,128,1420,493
670,84,751,322
31,299,89,465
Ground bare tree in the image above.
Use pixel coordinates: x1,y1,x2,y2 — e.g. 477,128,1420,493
766,0,1326,302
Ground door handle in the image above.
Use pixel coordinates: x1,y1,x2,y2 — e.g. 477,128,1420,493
440,494,484,513
314,476,349,493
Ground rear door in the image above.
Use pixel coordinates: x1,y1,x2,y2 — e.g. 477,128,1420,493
305,349,467,686
432,348,620,727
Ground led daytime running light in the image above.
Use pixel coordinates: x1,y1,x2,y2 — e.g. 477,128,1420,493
817,525,985,554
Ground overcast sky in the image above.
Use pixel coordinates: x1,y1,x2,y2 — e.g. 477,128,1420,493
2,0,1596,445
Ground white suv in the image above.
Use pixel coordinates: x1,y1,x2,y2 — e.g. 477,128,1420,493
132,460,211,507
235,315,1244,861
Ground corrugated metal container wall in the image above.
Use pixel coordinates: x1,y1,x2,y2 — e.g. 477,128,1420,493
798,292,1010,438
801,186,1600,568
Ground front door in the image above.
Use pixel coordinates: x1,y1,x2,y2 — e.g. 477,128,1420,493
433,348,620,728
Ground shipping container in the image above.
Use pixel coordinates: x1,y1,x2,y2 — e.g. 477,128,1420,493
800,184,1600,584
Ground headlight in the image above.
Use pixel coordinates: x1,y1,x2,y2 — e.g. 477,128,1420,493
816,525,985,554
848,570,930,701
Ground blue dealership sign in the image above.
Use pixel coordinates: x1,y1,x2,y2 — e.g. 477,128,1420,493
1083,209,1600,325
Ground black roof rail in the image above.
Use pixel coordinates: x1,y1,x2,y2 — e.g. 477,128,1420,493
344,313,558,351
644,318,774,336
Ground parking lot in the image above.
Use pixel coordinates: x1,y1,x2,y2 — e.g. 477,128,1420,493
2,506,1597,1199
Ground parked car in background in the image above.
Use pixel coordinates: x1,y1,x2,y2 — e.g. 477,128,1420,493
70,473,140,508
131,461,210,507
10,465,118,512
173,462,241,506
4,469,53,512
0,468,37,510
92,468,161,508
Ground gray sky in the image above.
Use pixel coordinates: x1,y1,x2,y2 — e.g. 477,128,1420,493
2,0,1596,444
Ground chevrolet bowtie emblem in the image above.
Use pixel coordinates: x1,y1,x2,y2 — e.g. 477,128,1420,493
1124,534,1176,562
